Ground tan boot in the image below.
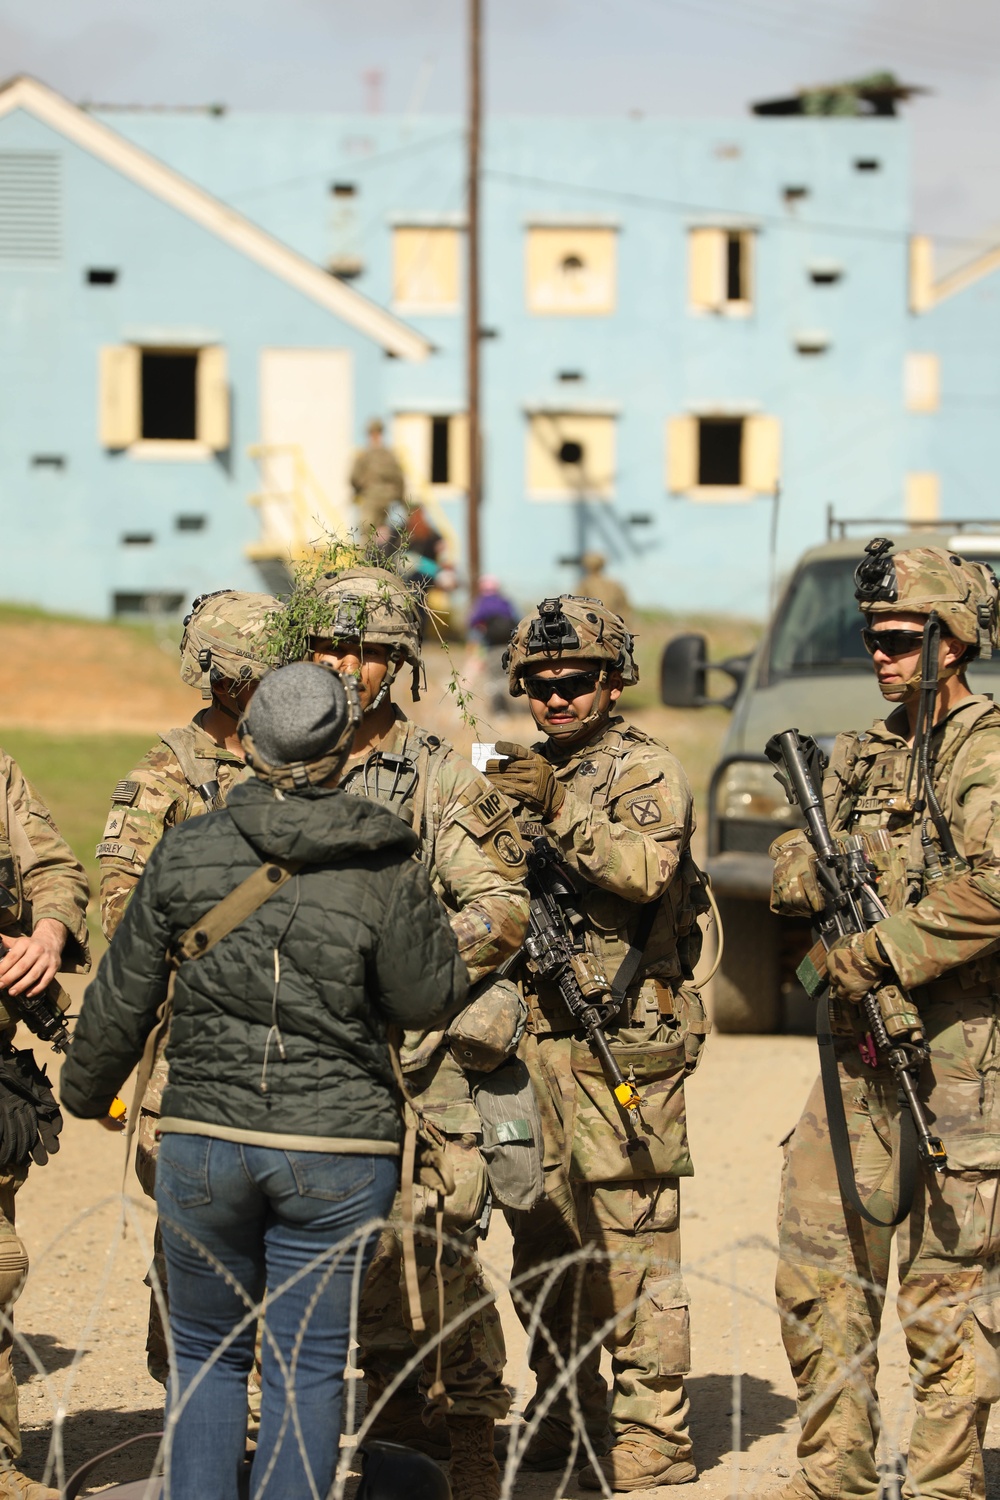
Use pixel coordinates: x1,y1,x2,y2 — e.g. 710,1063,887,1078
0,1470,59,1500
578,1442,696,1492
363,1384,451,1462
447,1415,500,1500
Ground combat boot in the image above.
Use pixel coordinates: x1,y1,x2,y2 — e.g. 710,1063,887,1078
447,1415,499,1500
0,1469,59,1500
362,1383,450,1462
578,1442,696,1492
516,1417,611,1471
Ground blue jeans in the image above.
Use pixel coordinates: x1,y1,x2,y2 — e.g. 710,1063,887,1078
155,1133,398,1500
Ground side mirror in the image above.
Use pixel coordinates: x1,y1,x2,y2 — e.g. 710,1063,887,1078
660,636,750,711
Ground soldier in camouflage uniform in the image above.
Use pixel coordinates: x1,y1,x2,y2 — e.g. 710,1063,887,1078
485,595,710,1493
350,418,407,539
0,750,90,1500
96,589,276,1383
769,541,1000,1500
301,566,529,1500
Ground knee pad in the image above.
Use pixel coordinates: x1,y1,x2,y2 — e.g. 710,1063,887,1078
0,1231,28,1310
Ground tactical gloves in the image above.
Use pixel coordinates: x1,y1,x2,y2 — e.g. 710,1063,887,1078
769,830,824,915
826,929,888,1003
0,1047,63,1168
484,743,565,821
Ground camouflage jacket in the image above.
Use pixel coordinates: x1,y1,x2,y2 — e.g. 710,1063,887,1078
525,716,700,1035
349,446,405,509
339,708,529,1127
816,693,1000,993
97,713,251,939
0,747,90,975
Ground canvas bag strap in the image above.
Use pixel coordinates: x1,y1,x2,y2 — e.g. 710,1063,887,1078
170,857,301,966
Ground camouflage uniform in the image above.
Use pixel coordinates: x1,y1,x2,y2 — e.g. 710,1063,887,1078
350,443,406,537
490,597,709,1487
0,749,90,1500
96,590,274,1384
770,543,1000,1500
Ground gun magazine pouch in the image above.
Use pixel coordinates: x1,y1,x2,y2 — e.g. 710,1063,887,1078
448,976,527,1073
569,1028,691,1183
472,1058,544,1211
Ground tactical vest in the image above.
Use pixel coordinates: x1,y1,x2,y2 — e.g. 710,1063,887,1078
160,722,239,813
339,721,448,875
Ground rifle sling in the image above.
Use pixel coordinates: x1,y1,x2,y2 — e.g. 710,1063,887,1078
817,994,917,1229
608,902,658,1013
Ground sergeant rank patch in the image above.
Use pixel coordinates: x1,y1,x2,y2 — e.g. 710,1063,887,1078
627,796,662,827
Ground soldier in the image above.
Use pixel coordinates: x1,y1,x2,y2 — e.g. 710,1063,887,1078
300,565,529,1500
484,595,709,1492
0,749,90,1500
96,588,276,1383
350,418,407,540
768,541,1000,1500
577,553,630,627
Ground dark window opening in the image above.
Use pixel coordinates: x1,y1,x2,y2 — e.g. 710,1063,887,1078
176,514,207,532
795,335,830,355
810,268,842,285
559,439,584,465
430,417,450,484
331,182,357,197
726,233,745,301
31,454,65,469
854,158,880,172
86,268,118,285
113,591,184,618
561,254,584,273
697,419,743,486
783,185,809,205
558,370,583,382
141,352,197,440
122,533,154,546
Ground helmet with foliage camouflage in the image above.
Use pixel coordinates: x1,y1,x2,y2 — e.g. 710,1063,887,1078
854,538,1000,660
180,590,278,700
503,595,639,697
239,663,361,792
307,566,424,708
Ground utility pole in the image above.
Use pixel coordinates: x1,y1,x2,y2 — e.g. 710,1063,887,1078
466,0,482,591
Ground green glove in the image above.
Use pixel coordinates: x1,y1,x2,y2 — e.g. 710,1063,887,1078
485,742,566,821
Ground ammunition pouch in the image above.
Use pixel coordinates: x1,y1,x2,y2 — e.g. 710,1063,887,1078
447,976,527,1073
568,1022,691,1183
471,1057,544,1211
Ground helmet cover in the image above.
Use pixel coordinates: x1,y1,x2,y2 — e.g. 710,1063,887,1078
180,590,278,700
503,594,639,697
855,537,1000,659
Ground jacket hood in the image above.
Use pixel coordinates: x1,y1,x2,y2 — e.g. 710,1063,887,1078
225,778,419,864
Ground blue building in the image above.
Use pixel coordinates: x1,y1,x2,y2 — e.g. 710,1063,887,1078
0,74,969,619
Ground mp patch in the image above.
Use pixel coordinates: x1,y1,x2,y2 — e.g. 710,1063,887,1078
474,790,506,829
627,796,662,828
112,780,141,806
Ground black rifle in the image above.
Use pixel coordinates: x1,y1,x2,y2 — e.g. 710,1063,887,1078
519,837,642,1118
0,894,71,1053
765,728,946,1226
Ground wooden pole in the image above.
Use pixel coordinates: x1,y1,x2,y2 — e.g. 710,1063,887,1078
466,0,482,591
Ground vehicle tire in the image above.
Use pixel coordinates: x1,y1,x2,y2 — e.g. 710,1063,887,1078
709,896,780,1033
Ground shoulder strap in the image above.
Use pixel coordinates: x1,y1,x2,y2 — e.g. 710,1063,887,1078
161,725,226,810
170,857,300,966
609,902,658,1010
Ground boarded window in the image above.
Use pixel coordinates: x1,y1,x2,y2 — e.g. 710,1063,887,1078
393,413,469,491
526,413,615,499
689,228,754,314
99,345,229,450
905,353,940,413
526,228,617,316
905,472,940,522
665,413,780,495
0,152,61,264
393,228,460,312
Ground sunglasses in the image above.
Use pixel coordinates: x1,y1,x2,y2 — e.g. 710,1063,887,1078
861,627,925,658
522,671,600,702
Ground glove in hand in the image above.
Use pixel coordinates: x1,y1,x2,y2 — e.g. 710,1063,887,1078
0,1047,62,1168
826,931,886,1003
484,742,566,821
770,830,824,915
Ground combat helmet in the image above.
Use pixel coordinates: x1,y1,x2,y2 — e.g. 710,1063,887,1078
308,565,424,708
503,595,639,707
180,590,277,701
855,538,1000,661
239,662,361,792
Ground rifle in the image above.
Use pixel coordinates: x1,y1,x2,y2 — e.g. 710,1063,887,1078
518,836,642,1119
0,896,71,1053
765,727,946,1227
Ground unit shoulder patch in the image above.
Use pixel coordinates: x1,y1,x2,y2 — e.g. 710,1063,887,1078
493,829,527,869
626,795,663,828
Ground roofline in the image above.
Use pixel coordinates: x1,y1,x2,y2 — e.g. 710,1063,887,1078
0,75,431,362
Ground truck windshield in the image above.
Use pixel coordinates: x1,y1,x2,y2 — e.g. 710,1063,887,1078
768,553,1000,681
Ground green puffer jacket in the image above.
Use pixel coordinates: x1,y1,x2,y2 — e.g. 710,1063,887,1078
60,778,468,1149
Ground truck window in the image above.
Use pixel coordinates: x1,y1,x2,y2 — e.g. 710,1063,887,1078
768,558,868,680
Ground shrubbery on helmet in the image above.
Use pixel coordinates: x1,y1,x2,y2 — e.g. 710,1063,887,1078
855,538,1000,659
306,566,424,706
179,590,278,699
503,595,639,697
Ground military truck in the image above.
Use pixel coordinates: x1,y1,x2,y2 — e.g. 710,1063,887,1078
662,518,1000,1033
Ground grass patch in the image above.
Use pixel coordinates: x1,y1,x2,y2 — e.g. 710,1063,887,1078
0,729,156,953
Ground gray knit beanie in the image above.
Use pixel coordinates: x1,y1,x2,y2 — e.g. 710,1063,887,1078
243,662,351,767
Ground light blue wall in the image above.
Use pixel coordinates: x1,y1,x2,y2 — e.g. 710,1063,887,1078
0,99,917,617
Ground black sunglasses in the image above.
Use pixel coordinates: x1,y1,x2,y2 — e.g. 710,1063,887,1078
522,670,600,702
861,627,925,658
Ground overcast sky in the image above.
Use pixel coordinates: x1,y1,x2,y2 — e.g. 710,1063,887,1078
2,0,999,251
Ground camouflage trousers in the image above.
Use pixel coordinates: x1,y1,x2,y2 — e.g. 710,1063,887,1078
0,1170,29,1470
778,1040,1000,1500
357,1133,509,1420
508,1175,692,1462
